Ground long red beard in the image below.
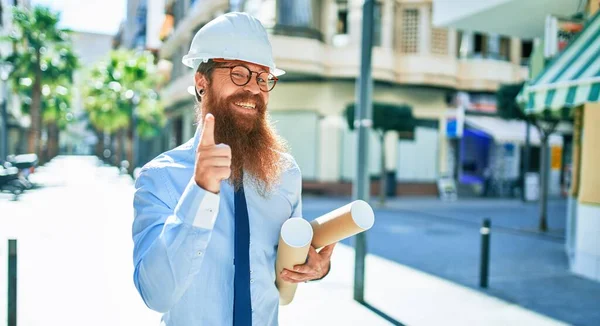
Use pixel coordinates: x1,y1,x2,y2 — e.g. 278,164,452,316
198,89,288,195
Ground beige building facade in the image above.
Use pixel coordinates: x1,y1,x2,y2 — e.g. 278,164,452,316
155,0,530,195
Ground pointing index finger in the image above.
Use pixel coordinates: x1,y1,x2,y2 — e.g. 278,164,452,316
200,113,216,147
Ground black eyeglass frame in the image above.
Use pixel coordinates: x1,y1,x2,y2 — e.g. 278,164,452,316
210,65,278,92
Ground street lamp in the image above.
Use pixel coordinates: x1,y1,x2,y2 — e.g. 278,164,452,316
0,61,14,161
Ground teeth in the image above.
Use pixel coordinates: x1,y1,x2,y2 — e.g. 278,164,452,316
235,102,255,109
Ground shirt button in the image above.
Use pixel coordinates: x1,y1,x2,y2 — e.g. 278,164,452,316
250,279,254,284
250,269,253,274
197,251,203,256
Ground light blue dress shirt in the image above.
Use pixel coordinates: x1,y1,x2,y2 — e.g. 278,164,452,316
132,125,302,326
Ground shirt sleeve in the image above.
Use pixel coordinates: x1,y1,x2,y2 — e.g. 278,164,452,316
289,159,303,218
131,166,220,313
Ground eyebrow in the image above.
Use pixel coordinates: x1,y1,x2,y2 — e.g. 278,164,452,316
237,63,268,74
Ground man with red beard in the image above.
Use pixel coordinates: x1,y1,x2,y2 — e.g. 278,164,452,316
132,12,336,326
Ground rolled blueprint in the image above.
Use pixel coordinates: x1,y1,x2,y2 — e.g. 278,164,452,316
275,217,314,305
310,200,375,249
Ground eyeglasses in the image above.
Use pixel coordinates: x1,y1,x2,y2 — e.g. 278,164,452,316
212,65,278,92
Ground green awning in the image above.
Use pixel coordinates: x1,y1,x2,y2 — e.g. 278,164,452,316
519,11,600,117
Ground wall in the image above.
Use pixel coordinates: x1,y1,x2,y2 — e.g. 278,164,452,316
590,0,600,15
572,102,600,282
397,127,439,181
270,111,320,180
573,203,600,282
146,0,166,50
268,80,446,183
268,80,447,118
579,103,600,204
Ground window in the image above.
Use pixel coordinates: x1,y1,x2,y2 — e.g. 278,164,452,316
473,33,486,57
499,36,511,60
399,8,419,53
336,5,348,35
333,0,349,46
431,27,448,55
521,40,533,65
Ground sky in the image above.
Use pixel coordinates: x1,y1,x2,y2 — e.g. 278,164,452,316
32,0,127,35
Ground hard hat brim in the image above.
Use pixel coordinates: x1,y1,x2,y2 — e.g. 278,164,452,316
182,55,286,76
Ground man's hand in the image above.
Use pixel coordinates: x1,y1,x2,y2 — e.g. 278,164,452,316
194,113,231,193
280,243,337,283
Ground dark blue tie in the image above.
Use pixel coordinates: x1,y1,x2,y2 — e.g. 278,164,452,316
233,186,252,326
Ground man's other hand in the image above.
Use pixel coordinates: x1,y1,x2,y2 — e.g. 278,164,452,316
280,243,337,283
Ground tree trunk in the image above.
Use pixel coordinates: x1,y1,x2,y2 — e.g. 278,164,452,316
379,132,386,206
46,122,60,160
538,136,549,232
127,125,134,174
115,129,124,167
27,49,43,157
94,128,104,159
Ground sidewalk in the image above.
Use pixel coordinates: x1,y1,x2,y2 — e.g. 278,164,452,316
0,156,574,325
281,244,567,326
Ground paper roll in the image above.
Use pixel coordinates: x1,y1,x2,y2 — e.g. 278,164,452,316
275,217,313,305
310,200,375,249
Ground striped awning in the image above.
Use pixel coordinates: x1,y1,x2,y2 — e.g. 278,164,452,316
519,11,600,117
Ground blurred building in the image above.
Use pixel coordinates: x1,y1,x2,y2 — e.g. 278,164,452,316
150,0,534,197
434,0,600,283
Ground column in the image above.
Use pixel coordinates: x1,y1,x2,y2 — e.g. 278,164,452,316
573,103,600,282
381,0,394,49
146,0,166,50
385,130,398,171
459,31,473,58
348,0,364,46
418,4,430,55
182,108,194,141
438,115,448,175
448,29,458,58
323,0,338,44
510,37,522,65
318,115,343,182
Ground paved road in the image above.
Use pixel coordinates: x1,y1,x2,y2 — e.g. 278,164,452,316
301,196,600,326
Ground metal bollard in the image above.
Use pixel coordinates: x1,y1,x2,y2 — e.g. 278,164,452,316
8,239,17,326
479,219,491,288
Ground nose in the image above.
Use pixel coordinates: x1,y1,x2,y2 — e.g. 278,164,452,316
242,73,261,95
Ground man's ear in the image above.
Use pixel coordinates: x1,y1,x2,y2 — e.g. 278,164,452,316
195,72,208,93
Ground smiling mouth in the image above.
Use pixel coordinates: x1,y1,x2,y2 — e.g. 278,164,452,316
234,102,256,110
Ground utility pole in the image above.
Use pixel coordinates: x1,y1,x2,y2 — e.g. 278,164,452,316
523,119,531,201
353,0,374,303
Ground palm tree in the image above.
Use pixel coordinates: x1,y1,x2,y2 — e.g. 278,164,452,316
2,6,78,158
83,50,165,171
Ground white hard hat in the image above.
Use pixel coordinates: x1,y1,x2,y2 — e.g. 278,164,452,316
182,12,285,76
